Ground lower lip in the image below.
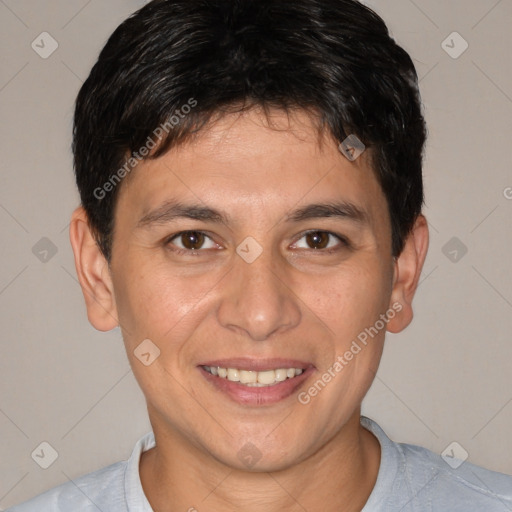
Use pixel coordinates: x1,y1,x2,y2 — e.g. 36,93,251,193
199,366,314,406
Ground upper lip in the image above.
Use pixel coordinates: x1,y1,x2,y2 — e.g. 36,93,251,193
198,358,314,371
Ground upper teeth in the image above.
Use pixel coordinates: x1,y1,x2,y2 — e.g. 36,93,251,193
204,366,304,386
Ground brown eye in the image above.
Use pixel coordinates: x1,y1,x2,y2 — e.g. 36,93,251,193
305,231,330,249
178,231,205,250
293,230,348,252
166,231,218,254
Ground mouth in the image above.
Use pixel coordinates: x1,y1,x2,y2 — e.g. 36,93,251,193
198,359,314,405
202,365,304,386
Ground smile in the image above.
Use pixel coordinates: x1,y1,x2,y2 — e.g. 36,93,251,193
199,361,313,405
202,365,304,387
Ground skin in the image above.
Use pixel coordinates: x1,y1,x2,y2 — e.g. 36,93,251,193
70,108,429,512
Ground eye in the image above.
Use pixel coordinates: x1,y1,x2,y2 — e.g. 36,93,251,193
166,231,218,253
292,230,348,252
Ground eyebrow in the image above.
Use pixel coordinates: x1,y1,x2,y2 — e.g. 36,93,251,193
136,199,369,229
136,200,228,228
284,202,368,224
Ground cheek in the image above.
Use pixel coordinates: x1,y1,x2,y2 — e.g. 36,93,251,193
298,263,391,416
112,259,218,347
305,259,392,337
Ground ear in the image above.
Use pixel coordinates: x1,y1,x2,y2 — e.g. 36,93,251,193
69,206,119,331
386,214,429,333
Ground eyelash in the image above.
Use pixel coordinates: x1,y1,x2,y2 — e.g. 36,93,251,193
164,230,350,256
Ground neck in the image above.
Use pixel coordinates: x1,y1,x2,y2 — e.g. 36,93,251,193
140,411,381,512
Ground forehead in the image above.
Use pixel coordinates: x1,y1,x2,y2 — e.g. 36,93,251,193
116,108,388,229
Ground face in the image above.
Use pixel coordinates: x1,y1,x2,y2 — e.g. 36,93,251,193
78,108,418,471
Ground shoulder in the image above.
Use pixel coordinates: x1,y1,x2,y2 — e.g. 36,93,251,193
6,460,128,512
362,417,512,511
397,438,512,510
6,431,155,512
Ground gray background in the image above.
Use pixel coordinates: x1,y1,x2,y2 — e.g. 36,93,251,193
1,0,511,508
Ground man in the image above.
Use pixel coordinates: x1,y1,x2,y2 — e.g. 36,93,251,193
8,0,512,510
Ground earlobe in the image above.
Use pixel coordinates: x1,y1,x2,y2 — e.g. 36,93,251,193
386,214,429,334
69,206,119,331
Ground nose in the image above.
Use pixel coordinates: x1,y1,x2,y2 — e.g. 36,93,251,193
216,247,302,341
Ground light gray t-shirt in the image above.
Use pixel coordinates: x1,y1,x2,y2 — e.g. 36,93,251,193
7,416,512,511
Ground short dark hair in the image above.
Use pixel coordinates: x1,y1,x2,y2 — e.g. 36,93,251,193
73,0,426,262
